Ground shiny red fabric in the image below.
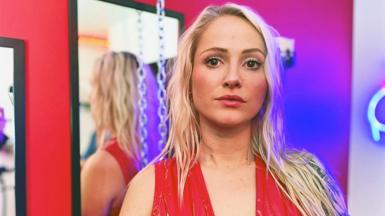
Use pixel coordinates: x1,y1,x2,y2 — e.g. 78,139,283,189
151,157,301,216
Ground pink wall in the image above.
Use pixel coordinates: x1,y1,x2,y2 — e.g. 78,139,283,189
0,0,72,215
255,1,352,196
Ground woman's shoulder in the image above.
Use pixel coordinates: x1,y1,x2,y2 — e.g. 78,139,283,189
119,164,156,215
82,150,126,189
83,150,121,178
102,139,139,183
129,163,156,187
127,157,176,187
127,158,176,190
119,158,177,215
81,150,127,215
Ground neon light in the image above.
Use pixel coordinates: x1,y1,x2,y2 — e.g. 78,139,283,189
368,87,385,142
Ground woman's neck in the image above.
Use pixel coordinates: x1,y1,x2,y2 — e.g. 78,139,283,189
198,120,254,169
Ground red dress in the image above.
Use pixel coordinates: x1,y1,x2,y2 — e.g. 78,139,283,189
151,157,301,216
103,139,138,216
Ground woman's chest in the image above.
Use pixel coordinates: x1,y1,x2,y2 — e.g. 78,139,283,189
201,166,256,216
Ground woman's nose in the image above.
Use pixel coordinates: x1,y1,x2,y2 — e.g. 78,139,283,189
222,65,242,89
223,79,241,88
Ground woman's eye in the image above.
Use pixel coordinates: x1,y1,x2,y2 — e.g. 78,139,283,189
205,57,221,67
244,59,262,70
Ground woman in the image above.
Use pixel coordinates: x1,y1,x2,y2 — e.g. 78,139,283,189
120,4,348,216
81,51,142,216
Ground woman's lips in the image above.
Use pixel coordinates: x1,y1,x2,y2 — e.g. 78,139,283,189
215,95,246,107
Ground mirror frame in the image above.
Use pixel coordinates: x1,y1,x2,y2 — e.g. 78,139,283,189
69,1,184,215
0,37,26,216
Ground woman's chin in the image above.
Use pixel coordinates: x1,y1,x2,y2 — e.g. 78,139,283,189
198,111,255,130
209,118,252,130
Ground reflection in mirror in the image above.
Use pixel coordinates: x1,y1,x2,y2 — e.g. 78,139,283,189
0,45,15,216
0,37,25,216
76,0,183,215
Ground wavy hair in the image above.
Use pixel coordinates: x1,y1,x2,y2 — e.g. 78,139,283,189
90,51,141,164
160,3,348,216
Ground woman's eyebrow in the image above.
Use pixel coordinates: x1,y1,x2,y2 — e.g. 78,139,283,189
199,47,227,56
199,47,266,57
242,48,266,57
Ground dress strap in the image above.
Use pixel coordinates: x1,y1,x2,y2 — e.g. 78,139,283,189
153,159,178,216
103,139,137,184
191,163,215,215
255,157,301,216
255,157,268,215
152,160,164,215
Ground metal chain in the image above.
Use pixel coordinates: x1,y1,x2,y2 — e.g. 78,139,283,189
156,0,168,151
136,10,148,166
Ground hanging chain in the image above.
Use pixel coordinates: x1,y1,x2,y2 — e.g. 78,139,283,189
156,0,168,151
136,10,148,166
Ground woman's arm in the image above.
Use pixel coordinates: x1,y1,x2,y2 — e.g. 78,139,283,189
81,151,125,216
119,165,155,216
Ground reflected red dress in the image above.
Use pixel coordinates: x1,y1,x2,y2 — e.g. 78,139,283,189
151,157,301,216
103,139,138,216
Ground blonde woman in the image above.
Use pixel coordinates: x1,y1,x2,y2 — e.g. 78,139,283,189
81,51,142,216
120,4,348,216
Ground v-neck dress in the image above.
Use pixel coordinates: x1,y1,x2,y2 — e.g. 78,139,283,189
151,157,301,216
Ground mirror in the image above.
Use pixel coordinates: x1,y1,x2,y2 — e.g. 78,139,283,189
70,0,184,215
0,37,26,216
77,0,181,163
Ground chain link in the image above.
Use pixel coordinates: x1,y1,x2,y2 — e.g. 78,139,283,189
156,0,168,151
136,10,148,166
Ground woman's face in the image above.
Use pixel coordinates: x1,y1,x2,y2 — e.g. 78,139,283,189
192,15,268,129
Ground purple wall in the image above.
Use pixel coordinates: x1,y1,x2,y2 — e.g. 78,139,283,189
256,1,352,195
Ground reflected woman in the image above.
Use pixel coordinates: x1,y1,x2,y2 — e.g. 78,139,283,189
81,51,141,216
120,4,348,216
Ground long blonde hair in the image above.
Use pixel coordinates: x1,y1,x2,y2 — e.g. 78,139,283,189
160,3,348,216
90,51,141,164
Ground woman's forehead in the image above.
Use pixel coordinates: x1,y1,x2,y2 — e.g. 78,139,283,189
195,15,266,54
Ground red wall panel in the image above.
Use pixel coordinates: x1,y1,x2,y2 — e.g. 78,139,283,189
0,0,71,215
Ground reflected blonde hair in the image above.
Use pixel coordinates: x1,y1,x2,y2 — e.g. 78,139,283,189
160,3,348,216
91,51,140,164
